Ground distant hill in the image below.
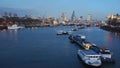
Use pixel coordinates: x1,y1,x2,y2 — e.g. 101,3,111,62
0,7,37,17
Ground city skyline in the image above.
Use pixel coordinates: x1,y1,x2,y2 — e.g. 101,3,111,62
0,0,120,20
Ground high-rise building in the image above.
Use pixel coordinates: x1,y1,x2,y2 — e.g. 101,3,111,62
87,14,92,22
61,12,67,21
71,10,76,21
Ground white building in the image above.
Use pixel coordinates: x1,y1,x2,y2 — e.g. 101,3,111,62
87,14,92,22
107,14,120,22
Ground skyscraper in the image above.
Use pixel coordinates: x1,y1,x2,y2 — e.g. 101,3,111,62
61,12,67,21
71,10,76,22
87,14,92,22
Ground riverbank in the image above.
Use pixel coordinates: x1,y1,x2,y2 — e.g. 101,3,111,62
100,25,120,33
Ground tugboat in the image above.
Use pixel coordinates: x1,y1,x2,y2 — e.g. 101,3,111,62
90,46,115,63
78,49,102,67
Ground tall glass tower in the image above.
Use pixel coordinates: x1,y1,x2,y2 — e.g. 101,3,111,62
71,11,76,22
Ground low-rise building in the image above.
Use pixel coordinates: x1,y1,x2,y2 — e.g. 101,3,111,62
106,14,120,26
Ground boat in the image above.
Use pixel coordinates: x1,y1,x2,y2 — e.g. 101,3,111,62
78,49,102,67
94,24,99,27
71,28,78,31
57,30,63,35
86,23,91,27
100,48,112,59
82,42,96,50
62,31,68,35
78,26,85,29
80,41,114,63
69,34,86,42
69,34,114,63
57,30,72,35
67,31,72,35
68,34,95,49
8,24,24,30
69,34,98,50
90,46,114,63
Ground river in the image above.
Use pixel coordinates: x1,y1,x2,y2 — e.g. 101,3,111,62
0,26,120,68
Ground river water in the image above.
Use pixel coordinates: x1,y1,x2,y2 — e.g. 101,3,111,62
0,26,120,68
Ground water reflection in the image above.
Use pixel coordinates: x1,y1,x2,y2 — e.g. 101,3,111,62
108,33,113,49
102,31,113,49
2,29,7,32
8,29,18,43
114,32,120,37
0,29,7,39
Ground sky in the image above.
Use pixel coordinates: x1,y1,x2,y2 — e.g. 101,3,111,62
0,0,120,20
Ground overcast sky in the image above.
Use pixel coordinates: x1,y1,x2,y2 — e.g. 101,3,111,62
0,0,120,20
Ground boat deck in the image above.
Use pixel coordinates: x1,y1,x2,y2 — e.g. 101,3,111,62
80,49,100,56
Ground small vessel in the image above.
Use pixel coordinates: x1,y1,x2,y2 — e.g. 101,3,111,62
90,46,114,63
72,28,78,31
57,30,63,35
62,31,68,34
78,49,102,67
86,23,91,27
67,31,72,35
57,30,72,35
100,48,112,59
94,24,99,27
78,26,85,29
8,24,24,30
